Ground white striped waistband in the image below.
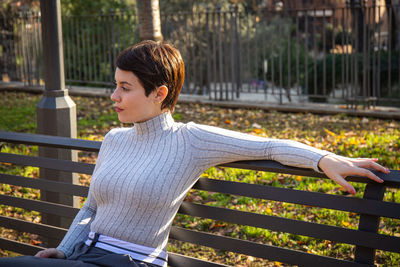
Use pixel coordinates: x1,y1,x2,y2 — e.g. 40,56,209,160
85,231,167,267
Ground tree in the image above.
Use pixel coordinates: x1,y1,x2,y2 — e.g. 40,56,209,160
136,0,163,41
385,0,399,50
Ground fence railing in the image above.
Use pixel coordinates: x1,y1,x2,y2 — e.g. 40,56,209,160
0,4,399,107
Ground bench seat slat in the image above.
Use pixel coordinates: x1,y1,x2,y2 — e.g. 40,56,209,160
0,237,42,255
193,178,400,219
0,153,95,174
0,131,101,152
169,227,373,267
178,202,400,253
0,195,79,218
0,174,89,197
0,215,66,240
168,252,229,267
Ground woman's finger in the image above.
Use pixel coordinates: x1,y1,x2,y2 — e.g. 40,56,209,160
352,167,384,183
34,251,43,257
330,173,356,195
353,160,389,174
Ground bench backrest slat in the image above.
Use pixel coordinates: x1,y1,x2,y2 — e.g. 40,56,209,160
0,237,41,256
178,202,400,253
0,194,79,218
0,153,95,174
193,178,400,219
0,131,101,152
0,215,66,240
169,227,373,267
222,161,400,187
0,174,89,197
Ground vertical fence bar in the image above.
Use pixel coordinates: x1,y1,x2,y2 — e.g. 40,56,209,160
377,4,382,103
236,6,242,98
212,10,217,99
87,16,92,83
262,11,267,98
92,14,98,83
387,4,392,97
278,11,283,104
111,10,116,84
198,11,204,96
230,6,236,100
362,3,367,105
313,9,317,97
246,13,251,92
223,10,228,98
107,12,113,84
323,8,327,97
34,12,41,85
254,11,259,93
184,12,190,93
287,10,291,100
341,7,345,99
216,7,222,99
296,9,300,96
304,10,308,98
71,15,77,83
372,1,377,102
191,11,197,94
331,8,336,98
345,5,350,101
82,15,88,83
77,16,83,82
270,10,275,96
64,16,71,85
206,7,211,98
398,4,400,94
354,3,359,106
27,12,33,85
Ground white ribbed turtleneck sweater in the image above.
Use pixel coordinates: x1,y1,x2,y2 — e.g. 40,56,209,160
57,112,332,257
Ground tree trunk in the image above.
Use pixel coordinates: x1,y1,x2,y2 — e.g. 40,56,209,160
386,0,399,50
350,0,364,52
137,0,163,42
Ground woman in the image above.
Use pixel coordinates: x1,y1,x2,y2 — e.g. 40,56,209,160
0,41,389,267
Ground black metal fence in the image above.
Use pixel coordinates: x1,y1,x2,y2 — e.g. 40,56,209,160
1,3,399,107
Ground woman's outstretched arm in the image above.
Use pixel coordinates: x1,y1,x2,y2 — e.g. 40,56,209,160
185,122,388,194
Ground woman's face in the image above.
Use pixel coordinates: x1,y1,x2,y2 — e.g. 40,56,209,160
111,68,161,123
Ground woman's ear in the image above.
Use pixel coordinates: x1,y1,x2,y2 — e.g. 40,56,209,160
154,85,168,104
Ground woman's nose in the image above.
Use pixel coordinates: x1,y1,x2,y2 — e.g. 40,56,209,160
110,88,120,102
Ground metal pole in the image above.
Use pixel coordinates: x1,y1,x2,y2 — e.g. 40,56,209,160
37,0,78,247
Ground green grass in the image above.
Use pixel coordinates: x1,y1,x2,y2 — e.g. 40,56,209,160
0,91,399,266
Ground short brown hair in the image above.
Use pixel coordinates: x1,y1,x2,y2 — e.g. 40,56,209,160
116,40,185,112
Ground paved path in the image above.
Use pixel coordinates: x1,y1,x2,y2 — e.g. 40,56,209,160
1,82,399,120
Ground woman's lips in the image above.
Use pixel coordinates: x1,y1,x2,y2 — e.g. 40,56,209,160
115,107,123,113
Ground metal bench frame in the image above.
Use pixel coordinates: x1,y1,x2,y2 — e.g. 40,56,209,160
0,131,399,266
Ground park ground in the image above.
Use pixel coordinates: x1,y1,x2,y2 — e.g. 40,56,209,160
0,91,399,266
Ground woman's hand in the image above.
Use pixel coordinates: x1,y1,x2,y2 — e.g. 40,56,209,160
34,248,65,259
318,154,390,195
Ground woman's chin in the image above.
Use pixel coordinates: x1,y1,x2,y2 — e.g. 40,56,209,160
117,115,131,124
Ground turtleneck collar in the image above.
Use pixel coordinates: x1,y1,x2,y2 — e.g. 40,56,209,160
133,112,174,135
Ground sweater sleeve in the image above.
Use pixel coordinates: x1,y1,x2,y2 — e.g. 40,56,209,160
185,122,333,172
56,132,111,257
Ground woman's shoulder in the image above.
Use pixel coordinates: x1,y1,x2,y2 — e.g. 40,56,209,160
103,127,131,142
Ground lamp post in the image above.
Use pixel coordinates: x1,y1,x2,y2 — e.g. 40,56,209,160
37,0,78,246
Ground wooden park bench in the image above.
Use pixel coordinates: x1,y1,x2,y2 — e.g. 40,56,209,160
0,130,399,266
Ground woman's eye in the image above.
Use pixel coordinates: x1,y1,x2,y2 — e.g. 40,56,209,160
121,87,129,91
